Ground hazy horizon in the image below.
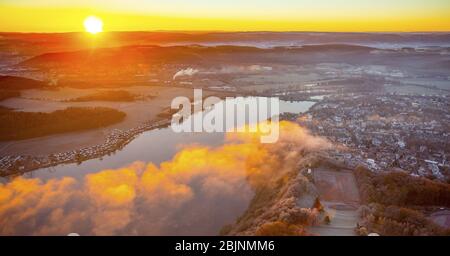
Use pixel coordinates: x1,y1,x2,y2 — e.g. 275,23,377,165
1,0,449,32
0,0,449,238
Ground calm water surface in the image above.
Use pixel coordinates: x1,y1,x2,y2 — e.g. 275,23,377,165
27,98,316,180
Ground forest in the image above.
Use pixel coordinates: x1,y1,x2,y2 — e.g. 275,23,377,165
66,90,145,102
355,166,450,207
0,107,126,141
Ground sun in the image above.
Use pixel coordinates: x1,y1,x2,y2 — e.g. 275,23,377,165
84,16,103,34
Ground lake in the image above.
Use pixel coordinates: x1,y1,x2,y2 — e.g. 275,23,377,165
26,98,316,181
5,98,316,235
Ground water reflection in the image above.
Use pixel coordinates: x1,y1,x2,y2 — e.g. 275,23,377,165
4,98,316,235
27,98,316,180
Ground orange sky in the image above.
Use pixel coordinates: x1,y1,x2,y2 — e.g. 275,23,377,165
1,0,449,32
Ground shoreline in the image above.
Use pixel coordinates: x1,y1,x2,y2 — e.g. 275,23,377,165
0,118,172,178
0,95,318,178
0,89,233,178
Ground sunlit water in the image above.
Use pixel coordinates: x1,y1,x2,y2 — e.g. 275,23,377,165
4,98,316,235
25,98,315,180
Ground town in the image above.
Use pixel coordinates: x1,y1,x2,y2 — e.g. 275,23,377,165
0,119,170,176
282,93,450,182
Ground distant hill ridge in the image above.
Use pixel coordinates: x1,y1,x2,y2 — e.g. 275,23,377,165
20,44,375,68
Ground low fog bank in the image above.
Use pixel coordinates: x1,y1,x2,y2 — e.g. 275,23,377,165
0,121,331,235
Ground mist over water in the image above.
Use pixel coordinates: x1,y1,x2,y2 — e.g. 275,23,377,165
27,98,315,181
0,99,321,235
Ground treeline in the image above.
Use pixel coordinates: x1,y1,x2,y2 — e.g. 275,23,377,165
157,107,180,119
255,221,305,236
0,107,125,141
0,75,46,101
355,166,450,207
67,90,144,102
355,166,450,235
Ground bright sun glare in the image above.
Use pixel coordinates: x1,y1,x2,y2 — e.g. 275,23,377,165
84,16,103,34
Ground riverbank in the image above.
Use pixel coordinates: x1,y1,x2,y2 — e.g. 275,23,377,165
0,117,171,177
0,86,220,156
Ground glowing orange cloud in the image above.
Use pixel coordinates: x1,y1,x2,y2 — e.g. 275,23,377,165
0,2,449,32
0,121,331,235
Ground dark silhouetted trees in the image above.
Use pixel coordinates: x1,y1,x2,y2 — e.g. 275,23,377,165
0,107,125,141
67,90,142,102
355,165,450,207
